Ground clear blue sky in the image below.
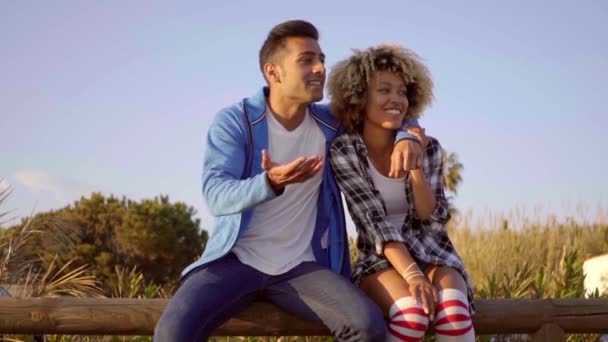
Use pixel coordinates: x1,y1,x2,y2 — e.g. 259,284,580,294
2,1,607,233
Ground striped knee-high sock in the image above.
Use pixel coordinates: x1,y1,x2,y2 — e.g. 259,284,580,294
434,288,475,342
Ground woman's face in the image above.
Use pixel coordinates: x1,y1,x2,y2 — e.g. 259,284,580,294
363,70,409,131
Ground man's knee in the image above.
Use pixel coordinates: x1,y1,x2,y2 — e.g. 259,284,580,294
346,300,387,342
153,278,209,341
359,311,387,342
154,311,186,342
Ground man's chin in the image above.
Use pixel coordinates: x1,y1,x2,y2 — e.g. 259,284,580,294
310,93,324,103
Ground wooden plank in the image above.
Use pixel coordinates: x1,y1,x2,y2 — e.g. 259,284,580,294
0,297,165,335
0,298,607,336
472,299,553,333
551,298,608,332
472,298,608,334
0,298,326,336
215,302,328,336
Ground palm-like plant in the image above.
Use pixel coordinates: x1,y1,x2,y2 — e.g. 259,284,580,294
110,266,172,299
442,148,463,195
441,149,463,217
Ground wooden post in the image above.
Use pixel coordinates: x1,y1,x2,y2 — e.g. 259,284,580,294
532,323,566,342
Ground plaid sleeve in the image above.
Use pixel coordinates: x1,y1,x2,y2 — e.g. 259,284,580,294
330,137,405,255
420,137,451,226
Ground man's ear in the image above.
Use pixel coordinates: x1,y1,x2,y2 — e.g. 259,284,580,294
264,63,281,83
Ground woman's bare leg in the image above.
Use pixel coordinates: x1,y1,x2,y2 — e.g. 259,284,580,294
361,268,430,341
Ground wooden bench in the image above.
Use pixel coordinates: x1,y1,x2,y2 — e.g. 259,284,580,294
1,298,607,341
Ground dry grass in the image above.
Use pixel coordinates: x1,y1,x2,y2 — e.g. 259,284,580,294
448,205,608,293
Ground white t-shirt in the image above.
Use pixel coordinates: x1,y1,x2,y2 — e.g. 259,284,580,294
367,157,409,230
232,107,325,275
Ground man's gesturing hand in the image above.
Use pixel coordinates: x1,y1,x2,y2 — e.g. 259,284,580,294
261,149,323,191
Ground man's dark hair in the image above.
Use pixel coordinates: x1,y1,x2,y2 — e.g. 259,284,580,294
259,20,319,72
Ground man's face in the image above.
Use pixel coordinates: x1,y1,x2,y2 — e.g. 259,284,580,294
271,37,326,103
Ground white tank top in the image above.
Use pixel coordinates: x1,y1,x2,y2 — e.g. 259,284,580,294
367,157,409,230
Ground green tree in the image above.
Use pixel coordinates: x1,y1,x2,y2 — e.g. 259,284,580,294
116,195,204,285
9,192,207,291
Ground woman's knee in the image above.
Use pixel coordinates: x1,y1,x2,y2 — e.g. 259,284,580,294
386,296,430,342
433,288,475,341
429,266,467,293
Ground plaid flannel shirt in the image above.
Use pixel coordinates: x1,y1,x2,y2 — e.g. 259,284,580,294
329,133,475,313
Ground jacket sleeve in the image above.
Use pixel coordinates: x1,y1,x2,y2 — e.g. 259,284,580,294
395,118,420,144
329,138,406,256
202,108,277,216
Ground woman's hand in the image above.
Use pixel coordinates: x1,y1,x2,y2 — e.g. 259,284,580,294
407,275,439,320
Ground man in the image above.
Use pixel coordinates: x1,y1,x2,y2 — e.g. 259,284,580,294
154,20,422,341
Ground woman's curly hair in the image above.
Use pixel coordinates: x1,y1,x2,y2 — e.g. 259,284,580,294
328,44,434,133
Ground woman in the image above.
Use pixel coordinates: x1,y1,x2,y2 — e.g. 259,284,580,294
328,44,475,342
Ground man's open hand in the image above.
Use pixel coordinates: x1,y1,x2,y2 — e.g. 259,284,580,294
262,149,323,191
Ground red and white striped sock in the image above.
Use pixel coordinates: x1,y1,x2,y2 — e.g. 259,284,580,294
386,296,429,342
434,288,475,342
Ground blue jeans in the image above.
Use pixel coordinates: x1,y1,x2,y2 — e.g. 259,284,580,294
154,253,386,342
